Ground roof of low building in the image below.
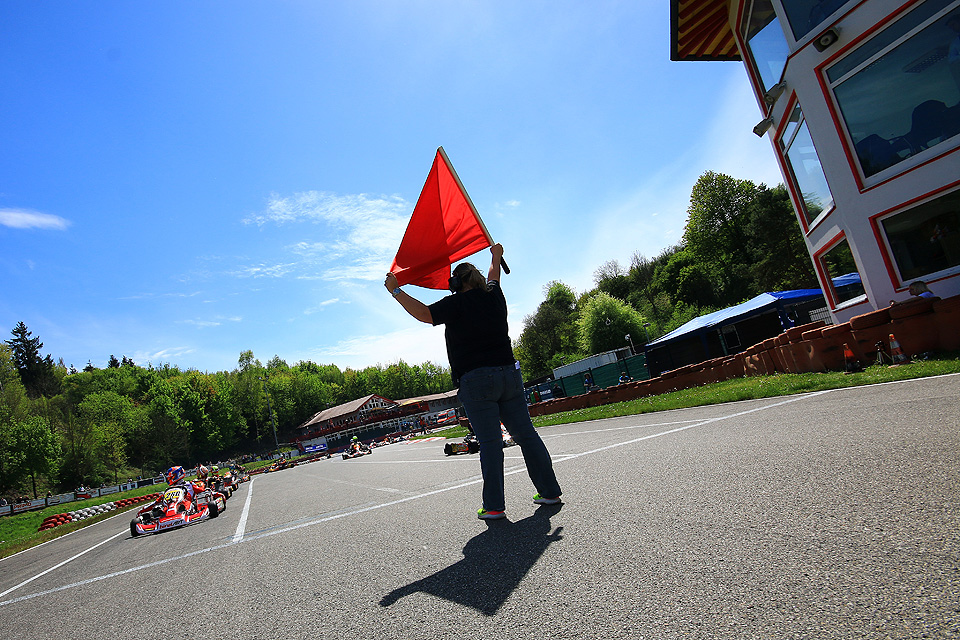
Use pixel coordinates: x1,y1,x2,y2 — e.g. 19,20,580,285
300,394,395,428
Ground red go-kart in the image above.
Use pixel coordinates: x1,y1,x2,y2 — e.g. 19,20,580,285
129,484,226,537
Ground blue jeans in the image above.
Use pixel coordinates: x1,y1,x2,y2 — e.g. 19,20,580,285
457,364,562,512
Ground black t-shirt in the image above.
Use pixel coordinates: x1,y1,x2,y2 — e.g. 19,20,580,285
428,281,516,385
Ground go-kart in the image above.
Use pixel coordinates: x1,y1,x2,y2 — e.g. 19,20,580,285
444,426,515,455
207,472,233,499
265,458,293,473
129,484,226,537
444,434,480,456
342,444,371,460
220,470,240,493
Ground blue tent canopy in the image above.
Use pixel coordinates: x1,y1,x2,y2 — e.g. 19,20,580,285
647,290,820,347
646,274,861,348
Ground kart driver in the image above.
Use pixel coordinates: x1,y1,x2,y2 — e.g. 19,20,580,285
165,465,198,513
194,465,210,492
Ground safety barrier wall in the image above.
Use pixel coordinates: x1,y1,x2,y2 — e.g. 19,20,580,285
528,294,960,418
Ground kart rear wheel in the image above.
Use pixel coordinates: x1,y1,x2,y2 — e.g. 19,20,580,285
130,519,140,537
208,501,219,518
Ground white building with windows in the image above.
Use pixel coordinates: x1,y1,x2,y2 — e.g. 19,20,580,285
672,0,960,320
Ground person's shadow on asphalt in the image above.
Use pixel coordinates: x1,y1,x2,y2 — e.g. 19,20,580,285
379,504,563,616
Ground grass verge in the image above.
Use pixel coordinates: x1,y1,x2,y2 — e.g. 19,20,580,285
0,483,165,560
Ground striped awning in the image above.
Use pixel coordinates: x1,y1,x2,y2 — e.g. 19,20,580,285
671,0,741,61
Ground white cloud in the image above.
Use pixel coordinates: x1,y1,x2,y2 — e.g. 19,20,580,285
242,191,412,284
303,298,340,315
230,262,298,279
0,208,71,230
184,319,221,328
132,346,196,365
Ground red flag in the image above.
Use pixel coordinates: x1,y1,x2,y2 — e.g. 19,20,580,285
390,147,494,289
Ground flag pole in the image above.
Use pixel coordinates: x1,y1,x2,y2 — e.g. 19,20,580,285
436,146,510,274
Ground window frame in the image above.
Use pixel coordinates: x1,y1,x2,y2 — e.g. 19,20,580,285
813,232,869,309
820,0,960,189
870,180,960,289
778,98,836,230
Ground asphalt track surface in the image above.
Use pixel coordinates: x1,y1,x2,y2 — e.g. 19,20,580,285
1,375,958,640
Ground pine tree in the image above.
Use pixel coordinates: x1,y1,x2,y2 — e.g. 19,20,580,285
6,322,56,397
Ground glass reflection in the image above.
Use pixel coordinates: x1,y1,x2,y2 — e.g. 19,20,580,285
829,1,960,178
744,0,790,90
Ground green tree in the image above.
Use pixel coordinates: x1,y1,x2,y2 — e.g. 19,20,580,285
682,172,757,306
515,281,582,379
745,184,817,291
577,292,648,355
6,322,59,397
77,391,138,484
12,416,61,498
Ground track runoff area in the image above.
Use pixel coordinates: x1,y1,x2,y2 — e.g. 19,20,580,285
1,374,957,639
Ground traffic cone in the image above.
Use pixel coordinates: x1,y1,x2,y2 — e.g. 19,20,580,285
889,333,910,365
843,343,861,373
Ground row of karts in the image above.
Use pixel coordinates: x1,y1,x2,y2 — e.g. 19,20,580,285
129,464,248,537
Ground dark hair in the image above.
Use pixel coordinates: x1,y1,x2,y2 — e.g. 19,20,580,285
450,262,489,293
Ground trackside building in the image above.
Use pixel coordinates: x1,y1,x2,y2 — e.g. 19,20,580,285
671,0,960,320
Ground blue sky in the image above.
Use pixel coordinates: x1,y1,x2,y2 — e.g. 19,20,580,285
1,1,784,373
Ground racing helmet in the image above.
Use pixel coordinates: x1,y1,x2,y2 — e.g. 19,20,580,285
197,465,209,480
165,466,186,486
352,436,359,442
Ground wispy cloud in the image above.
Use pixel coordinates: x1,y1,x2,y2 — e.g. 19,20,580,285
243,190,412,282
244,191,409,229
132,346,196,365
230,262,298,279
0,208,71,230
304,298,341,315
182,316,242,328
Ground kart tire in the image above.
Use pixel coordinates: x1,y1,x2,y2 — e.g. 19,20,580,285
130,519,140,537
208,501,219,518
444,444,452,456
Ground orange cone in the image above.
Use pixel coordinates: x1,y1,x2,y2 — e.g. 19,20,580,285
889,333,910,365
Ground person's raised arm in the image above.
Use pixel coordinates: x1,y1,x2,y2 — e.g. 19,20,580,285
488,243,503,283
384,273,433,324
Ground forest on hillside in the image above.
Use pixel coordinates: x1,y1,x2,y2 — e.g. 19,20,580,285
1,171,815,498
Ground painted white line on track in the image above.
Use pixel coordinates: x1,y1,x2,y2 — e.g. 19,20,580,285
0,529,127,600
0,390,831,608
301,472,413,495
232,476,255,543
558,390,832,462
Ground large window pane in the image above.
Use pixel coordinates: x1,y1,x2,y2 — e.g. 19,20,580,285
780,104,834,224
828,1,960,179
820,239,866,305
744,0,790,90
881,188,960,282
781,0,853,41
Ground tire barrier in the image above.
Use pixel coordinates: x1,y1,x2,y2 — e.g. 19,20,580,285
38,493,162,532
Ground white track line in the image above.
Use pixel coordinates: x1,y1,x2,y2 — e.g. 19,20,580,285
232,477,255,543
0,390,831,607
0,529,126,600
